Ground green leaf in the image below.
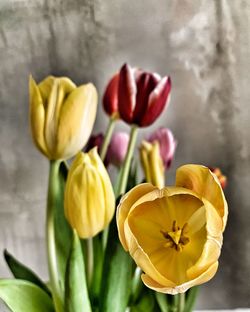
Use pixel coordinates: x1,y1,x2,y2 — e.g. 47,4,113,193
99,217,133,312
184,287,199,312
131,291,158,312
65,230,92,312
0,279,54,312
3,249,51,296
155,292,170,312
54,162,72,292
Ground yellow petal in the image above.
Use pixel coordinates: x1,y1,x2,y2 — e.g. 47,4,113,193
89,147,115,226
176,164,228,230
44,78,76,158
65,149,115,238
124,218,176,287
57,83,98,159
140,141,165,188
29,76,48,157
117,183,157,251
141,261,218,294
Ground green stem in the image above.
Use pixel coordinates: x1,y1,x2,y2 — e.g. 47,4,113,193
100,117,116,161
155,293,169,312
176,293,185,312
184,287,199,312
86,238,94,289
47,160,64,312
116,125,138,195
131,267,142,303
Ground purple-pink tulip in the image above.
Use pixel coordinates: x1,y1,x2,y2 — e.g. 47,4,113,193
106,131,129,167
86,132,129,168
147,127,177,169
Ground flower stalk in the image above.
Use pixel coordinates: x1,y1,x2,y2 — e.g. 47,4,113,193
116,125,138,195
100,117,116,161
46,160,63,312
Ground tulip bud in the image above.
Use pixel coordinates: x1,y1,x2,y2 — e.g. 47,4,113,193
29,75,98,160
103,73,119,118
210,167,227,190
118,63,171,127
140,140,165,188
64,148,115,238
147,127,177,169
106,131,129,167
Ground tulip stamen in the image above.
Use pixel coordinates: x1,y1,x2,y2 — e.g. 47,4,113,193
161,221,190,252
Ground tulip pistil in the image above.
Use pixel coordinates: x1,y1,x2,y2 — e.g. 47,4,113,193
161,221,190,252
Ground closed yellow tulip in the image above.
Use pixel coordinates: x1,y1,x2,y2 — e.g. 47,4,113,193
117,165,228,294
140,140,165,188
29,75,98,160
64,148,115,238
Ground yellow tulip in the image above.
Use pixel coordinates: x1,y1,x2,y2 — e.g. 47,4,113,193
29,75,98,160
117,164,228,294
140,141,165,188
64,147,115,238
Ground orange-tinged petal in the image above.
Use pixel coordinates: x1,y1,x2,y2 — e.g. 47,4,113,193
176,164,228,230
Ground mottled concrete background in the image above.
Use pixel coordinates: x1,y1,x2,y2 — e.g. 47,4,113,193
0,0,249,310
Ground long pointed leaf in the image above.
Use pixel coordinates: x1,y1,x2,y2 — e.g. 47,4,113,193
0,279,54,312
3,249,51,296
65,230,92,312
100,217,133,312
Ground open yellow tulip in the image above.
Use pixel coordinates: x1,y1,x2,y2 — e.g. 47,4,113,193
29,75,98,160
64,148,115,238
117,165,228,294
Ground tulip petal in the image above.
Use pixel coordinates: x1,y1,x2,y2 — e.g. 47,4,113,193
29,76,48,156
140,76,171,127
133,73,158,125
141,261,218,294
57,83,98,159
103,73,119,117
89,148,115,225
124,218,176,288
65,162,105,238
118,63,137,123
117,183,157,251
43,77,76,157
176,164,228,230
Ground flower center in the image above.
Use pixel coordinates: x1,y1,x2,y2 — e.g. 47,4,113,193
161,221,190,252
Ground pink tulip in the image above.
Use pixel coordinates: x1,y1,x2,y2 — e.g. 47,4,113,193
106,132,129,167
147,127,177,169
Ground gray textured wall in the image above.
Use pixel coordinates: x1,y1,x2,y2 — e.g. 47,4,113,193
0,0,250,310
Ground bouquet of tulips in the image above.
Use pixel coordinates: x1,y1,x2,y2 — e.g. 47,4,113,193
0,63,228,312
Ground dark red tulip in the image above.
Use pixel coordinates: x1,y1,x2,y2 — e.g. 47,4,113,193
103,73,119,118
85,133,104,154
118,63,171,127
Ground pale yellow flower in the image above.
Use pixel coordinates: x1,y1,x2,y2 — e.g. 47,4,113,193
117,165,227,294
64,148,115,238
29,75,97,160
140,140,165,188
